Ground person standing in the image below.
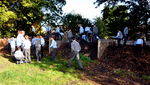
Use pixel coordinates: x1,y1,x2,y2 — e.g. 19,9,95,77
66,29,73,43
78,24,84,37
123,26,129,45
40,35,45,58
85,25,91,34
68,37,83,70
31,25,36,38
46,24,51,38
34,35,42,62
115,30,123,46
31,35,37,59
23,35,31,63
49,36,57,61
10,37,16,56
134,37,144,57
55,25,61,40
16,30,25,51
93,24,99,35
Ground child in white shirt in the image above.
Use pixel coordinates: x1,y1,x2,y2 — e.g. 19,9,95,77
14,47,25,64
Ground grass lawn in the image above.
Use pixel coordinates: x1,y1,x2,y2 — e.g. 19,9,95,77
0,53,93,85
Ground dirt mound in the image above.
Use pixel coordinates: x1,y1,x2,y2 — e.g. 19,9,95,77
101,46,150,74
83,45,150,85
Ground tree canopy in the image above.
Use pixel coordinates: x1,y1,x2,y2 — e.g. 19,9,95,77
95,0,150,38
0,0,66,37
62,13,92,34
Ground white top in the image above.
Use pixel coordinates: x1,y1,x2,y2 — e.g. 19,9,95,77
85,26,91,32
16,34,25,47
32,37,37,45
14,50,24,59
23,39,31,49
56,27,60,33
136,39,143,45
79,26,84,34
32,25,35,32
71,40,81,52
82,35,86,40
123,27,128,35
10,40,16,48
50,39,57,48
46,26,51,32
116,31,123,39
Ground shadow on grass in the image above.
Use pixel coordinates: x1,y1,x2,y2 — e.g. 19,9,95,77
30,54,94,74
31,56,75,73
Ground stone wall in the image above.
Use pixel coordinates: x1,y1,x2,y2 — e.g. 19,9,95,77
97,39,116,59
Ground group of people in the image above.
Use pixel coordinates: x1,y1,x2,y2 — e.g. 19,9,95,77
78,24,100,42
113,26,145,49
112,26,129,46
8,27,84,69
8,30,32,64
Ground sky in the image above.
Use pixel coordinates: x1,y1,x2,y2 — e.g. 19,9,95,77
62,0,104,21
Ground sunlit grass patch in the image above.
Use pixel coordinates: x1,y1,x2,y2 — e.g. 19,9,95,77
0,54,93,85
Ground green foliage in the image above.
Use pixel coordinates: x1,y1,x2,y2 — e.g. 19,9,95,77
94,17,109,38
113,69,136,78
95,0,150,38
62,13,92,34
142,75,150,80
102,6,129,35
0,0,66,37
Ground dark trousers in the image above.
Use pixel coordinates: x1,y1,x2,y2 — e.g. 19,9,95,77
117,38,121,46
50,48,57,61
31,45,36,59
123,35,128,45
68,51,83,69
41,45,44,58
36,47,41,61
134,44,143,57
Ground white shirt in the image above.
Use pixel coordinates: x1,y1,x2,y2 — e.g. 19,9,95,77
56,27,60,33
82,35,86,40
14,50,24,59
16,34,25,47
136,39,143,45
46,26,51,32
71,40,81,52
123,27,128,35
85,26,91,32
10,40,16,48
79,26,84,34
40,38,45,46
32,37,37,45
116,31,123,39
50,39,57,48
32,25,35,32
23,39,31,49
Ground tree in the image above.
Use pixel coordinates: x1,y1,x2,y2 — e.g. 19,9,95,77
94,17,108,38
0,0,66,37
102,5,128,35
62,13,92,34
94,0,150,39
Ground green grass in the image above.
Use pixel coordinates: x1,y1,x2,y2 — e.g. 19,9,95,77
0,54,93,85
142,75,150,80
113,69,136,78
